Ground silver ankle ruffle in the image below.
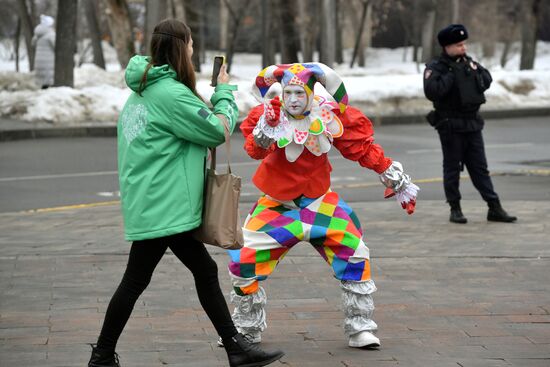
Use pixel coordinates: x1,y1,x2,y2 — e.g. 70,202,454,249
341,280,378,336
230,286,267,334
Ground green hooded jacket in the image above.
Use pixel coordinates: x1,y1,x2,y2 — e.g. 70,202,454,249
118,55,238,241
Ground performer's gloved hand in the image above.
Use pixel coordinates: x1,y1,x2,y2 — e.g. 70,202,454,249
253,124,275,149
380,161,419,215
264,96,282,127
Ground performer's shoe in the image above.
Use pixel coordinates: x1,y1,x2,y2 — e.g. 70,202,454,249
218,331,261,347
348,331,380,348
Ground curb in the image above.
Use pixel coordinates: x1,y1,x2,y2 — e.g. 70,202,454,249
1,107,549,142
368,107,550,125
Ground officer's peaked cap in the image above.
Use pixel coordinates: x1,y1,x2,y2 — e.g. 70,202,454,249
437,24,468,47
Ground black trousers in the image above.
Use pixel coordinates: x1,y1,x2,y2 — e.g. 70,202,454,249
438,129,499,203
96,232,237,351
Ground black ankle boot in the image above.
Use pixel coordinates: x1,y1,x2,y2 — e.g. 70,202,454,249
88,345,120,367
449,201,467,224
224,333,284,367
487,200,517,223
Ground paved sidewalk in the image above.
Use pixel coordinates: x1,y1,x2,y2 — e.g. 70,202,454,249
1,200,549,366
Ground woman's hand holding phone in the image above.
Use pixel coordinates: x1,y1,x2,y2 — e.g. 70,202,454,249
217,63,230,85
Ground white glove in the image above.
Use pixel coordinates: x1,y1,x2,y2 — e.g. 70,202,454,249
379,161,419,215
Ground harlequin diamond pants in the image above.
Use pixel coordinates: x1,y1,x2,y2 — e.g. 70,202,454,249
228,192,377,337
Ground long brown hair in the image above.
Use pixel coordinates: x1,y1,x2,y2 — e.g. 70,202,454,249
138,19,198,97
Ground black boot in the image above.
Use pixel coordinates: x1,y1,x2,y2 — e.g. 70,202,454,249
449,201,467,224
487,200,517,223
224,333,284,367
88,345,120,367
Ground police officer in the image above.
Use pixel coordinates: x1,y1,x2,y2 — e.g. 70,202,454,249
423,24,517,224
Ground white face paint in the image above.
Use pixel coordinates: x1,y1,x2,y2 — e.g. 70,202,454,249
283,85,308,116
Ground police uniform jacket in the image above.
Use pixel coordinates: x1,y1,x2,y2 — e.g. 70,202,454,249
424,53,492,132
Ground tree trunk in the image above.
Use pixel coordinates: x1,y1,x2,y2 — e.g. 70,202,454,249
261,0,275,67
421,9,436,62
412,0,420,63
223,0,246,73
16,0,35,70
174,0,186,20
430,0,451,60
350,0,369,68
83,0,106,69
279,0,299,63
500,0,521,68
54,0,78,87
103,0,135,68
320,0,336,67
15,18,21,72
451,0,459,23
520,0,540,70
335,0,343,64
219,0,228,50
297,0,312,62
143,0,168,55
183,0,202,71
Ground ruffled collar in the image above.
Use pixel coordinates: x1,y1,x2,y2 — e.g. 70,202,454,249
275,96,344,162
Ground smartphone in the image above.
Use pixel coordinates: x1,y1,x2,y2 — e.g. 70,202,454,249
210,55,225,87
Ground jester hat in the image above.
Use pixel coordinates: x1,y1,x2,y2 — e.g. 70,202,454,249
252,63,349,113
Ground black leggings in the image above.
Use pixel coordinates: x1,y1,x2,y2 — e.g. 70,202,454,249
96,232,237,351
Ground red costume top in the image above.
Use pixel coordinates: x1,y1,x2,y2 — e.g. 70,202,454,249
241,104,393,201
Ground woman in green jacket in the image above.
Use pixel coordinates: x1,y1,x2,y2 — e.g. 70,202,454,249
88,19,283,367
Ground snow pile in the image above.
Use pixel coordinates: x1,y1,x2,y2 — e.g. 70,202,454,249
0,41,549,125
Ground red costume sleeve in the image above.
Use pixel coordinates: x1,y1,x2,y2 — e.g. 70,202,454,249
241,105,276,160
333,106,392,174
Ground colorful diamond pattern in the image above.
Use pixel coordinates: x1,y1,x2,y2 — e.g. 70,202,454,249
229,192,372,294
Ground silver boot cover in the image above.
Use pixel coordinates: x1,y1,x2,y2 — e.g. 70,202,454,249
230,286,267,334
341,280,378,336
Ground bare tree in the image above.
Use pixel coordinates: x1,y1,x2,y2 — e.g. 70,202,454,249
183,0,202,71
16,0,35,70
499,0,521,68
278,0,299,63
15,17,21,72
478,0,499,58
430,0,451,59
520,0,541,70
350,0,371,67
222,0,247,72
451,0,459,23
335,0,343,64
261,0,275,67
83,0,105,69
143,0,167,54
103,0,135,68
297,0,316,62
219,0,228,50
420,0,437,63
54,0,77,87
320,0,336,67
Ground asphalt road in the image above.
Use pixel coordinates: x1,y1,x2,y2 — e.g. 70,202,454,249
0,116,549,213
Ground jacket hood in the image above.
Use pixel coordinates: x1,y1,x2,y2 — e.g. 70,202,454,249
34,23,54,37
125,55,177,92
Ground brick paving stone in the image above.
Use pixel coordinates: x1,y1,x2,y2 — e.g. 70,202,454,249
1,200,549,366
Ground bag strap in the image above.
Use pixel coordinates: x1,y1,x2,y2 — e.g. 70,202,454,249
209,115,232,174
